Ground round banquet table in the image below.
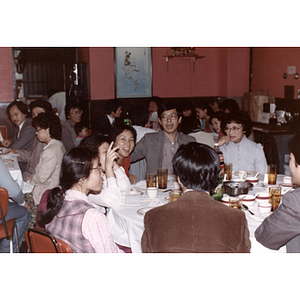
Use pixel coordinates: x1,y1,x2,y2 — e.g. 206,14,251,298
106,174,288,253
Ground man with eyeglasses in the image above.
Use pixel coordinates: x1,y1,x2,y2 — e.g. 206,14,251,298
130,102,195,174
61,101,83,150
217,110,267,174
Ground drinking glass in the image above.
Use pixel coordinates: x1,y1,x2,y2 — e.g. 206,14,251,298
157,168,168,189
146,173,157,188
268,164,277,185
224,163,232,180
269,186,281,211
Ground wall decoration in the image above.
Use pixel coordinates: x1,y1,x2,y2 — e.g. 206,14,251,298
115,47,152,98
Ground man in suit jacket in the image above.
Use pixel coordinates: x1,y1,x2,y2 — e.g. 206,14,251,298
130,102,196,174
92,100,122,135
2,100,36,152
141,142,251,253
255,133,300,252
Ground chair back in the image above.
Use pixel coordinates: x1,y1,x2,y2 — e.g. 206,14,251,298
25,228,73,253
0,188,9,219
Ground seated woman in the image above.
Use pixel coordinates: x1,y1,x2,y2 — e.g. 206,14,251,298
255,133,300,252
217,110,267,174
209,111,227,140
38,147,123,253
193,101,215,133
178,100,197,134
79,134,131,212
109,124,138,184
25,112,66,228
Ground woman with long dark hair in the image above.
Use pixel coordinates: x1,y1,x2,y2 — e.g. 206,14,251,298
39,147,123,253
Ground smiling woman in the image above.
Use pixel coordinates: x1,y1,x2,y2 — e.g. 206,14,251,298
109,124,137,184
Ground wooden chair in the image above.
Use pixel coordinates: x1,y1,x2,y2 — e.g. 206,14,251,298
0,187,19,253
25,228,73,253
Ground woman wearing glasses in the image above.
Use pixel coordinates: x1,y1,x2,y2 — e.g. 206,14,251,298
217,110,267,174
61,101,83,150
38,147,123,253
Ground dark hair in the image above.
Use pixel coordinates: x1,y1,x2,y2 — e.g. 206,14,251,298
147,97,163,108
74,122,88,135
129,104,149,126
223,110,252,137
32,112,62,140
38,147,99,225
194,101,213,117
179,99,194,112
158,102,178,119
64,101,82,119
219,99,240,113
104,100,122,115
288,133,300,165
209,111,227,135
7,100,29,118
29,99,53,116
79,134,109,152
108,124,137,144
172,142,220,192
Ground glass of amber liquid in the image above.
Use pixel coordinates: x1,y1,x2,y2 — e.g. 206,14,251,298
269,186,281,211
229,197,242,210
268,164,277,185
146,173,157,188
224,163,232,180
157,168,168,189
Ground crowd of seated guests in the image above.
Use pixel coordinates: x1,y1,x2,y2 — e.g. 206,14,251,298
0,96,284,253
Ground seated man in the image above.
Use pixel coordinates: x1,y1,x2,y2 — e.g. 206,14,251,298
0,160,30,252
2,100,36,152
255,133,300,253
130,102,196,174
141,142,251,253
92,99,122,135
61,101,83,150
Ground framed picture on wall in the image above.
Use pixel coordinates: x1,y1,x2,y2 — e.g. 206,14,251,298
115,47,152,98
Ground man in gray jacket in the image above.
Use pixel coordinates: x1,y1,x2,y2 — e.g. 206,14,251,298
130,102,196,174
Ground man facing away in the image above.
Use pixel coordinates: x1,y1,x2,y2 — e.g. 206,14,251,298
130,102,196,174
141,142,251,253
92,100,122,136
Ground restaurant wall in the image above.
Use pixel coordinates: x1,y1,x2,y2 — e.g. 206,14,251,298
251,47,300,99
80,47,251,101
0,48,14,103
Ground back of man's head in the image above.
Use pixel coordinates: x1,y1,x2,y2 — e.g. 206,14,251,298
172,142,220,192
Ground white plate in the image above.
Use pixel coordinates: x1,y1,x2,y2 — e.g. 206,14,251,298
137,207,154,215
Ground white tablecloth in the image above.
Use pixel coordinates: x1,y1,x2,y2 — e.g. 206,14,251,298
107,175,287,253
0,152,34,194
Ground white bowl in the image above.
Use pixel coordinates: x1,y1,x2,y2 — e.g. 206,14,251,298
221,196,230,206
238,194,256,206
256,192,269,204
147,187,158,199
283,176,292,184
246,177,259,186
258,202,271,214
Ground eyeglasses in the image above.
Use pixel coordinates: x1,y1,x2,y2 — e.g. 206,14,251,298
91,166,102,173
160,113,178,121
70,110,83,115
225,126,243,133
36,128,44,132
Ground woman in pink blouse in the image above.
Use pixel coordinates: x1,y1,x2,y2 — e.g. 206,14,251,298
38,147,123,253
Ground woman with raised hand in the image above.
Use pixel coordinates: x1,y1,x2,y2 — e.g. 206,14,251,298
38,147,124,253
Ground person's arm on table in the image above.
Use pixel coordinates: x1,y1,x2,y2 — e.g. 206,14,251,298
255,193,300,250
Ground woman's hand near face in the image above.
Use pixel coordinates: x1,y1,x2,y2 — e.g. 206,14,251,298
217,135,229,147
128,174,138,185
105,142,120,178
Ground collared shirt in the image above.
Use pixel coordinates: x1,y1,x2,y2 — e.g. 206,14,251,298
107,114,115,125
162,132,180,173
17,120,25,139
220,135,267,174
65,189,123,253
